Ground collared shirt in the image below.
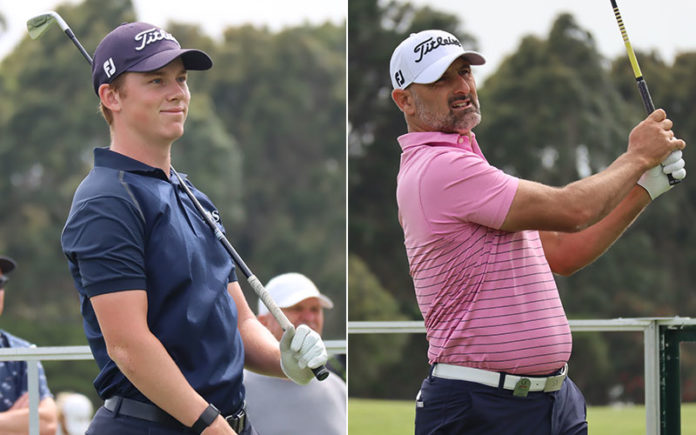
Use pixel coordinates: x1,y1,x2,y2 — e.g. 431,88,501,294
61,148,244,414
396,132,572,375
0,330,52,411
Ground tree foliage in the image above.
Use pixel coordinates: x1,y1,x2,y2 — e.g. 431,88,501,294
0,0,345,401
349,0,696,404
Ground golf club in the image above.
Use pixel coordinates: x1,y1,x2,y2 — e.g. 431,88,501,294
26,10,329,381
171,168,330,381
610,0,680,185
27,11,93,65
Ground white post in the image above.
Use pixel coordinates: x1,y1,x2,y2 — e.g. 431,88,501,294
643,320,660,435
27,359,39,435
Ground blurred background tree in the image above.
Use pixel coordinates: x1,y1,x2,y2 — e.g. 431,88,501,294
348,0,696,405
0,0,345,404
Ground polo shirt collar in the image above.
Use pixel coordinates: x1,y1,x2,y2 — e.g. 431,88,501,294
94,147,170,181
397,131,476,151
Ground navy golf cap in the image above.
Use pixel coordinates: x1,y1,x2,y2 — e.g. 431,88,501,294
0,256,16,274
92,22,213,95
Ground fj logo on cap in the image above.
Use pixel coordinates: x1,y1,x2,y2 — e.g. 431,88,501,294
103,58,116,78
413,36,462,63
134,27,178,51
395,70,405,87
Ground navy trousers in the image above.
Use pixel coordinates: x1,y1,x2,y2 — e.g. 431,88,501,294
86,406,259,435
415,372,587,435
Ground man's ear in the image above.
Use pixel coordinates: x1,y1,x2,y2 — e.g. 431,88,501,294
98,83,121,113
392,88,415,116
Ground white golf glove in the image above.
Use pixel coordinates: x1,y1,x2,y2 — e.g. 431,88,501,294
638,150,686,200
279,324,328,385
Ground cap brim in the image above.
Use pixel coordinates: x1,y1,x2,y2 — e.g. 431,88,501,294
128,48,213,73
413,51,486,85
259,294,334,315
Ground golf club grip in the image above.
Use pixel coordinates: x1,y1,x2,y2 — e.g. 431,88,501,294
312,366,330,381
637,80,679,185
247,276,330,381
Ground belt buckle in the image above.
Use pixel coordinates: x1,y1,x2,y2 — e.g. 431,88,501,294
225,406,246,432
543,364,568,393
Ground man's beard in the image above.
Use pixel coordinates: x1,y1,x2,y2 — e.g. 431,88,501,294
413,93,482,134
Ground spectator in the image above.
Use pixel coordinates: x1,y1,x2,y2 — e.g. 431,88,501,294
244,273,346,435
55,392,92,435
0,256,58,435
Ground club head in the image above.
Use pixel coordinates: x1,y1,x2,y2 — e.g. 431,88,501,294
26,11,68,39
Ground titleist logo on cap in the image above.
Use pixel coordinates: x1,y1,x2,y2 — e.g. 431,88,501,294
413,36,462,63
134,27,178,51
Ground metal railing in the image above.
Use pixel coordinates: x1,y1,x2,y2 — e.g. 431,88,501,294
348,317,696,435
0,339,346,435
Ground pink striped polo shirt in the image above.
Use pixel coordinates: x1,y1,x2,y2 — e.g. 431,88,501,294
396,131,572,375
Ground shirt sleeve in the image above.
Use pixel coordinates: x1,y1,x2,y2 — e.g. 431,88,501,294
420,149,519,231
37,362,52,400
62,195,147,296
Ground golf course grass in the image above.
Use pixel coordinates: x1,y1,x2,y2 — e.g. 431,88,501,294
348,398,696,434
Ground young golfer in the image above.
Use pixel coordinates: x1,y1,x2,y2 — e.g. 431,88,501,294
61,22,327,435
389,29,685,434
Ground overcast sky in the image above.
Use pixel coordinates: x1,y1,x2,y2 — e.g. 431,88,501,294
2,0,695,84
405,0,696,84
0,0,347,60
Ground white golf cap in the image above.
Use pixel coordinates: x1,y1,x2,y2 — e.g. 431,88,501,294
258,272,334,316
390,29,485,89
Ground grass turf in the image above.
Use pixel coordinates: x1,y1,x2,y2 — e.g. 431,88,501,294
348,398,696,434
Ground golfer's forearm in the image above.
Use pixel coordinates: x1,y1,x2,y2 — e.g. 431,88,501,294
542,185,650,275
559,152,646,231
240,317,284,377
108,333,209,427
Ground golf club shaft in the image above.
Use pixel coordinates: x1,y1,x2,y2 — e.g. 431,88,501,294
65,28,93,65
171,167,330,381
610,0,678,185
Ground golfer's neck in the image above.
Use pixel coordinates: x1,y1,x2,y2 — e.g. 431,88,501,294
109,128,173,177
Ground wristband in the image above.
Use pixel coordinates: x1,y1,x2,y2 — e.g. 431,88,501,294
192,403,220,434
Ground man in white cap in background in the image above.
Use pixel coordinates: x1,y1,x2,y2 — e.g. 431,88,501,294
243,273,346,435
56,392,93,435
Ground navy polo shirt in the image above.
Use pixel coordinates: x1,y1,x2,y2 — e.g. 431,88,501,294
0,330,52,410
61,148,245,415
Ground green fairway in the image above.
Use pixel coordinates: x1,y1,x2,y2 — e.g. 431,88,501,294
349,398,696,434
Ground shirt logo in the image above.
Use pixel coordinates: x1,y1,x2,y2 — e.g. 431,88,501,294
134,27,179,51
205,209,221,224
103,58,116,78
413,36,462,63
395,70,405,87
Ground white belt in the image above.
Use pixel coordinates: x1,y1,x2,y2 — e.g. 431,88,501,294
432,363,568,395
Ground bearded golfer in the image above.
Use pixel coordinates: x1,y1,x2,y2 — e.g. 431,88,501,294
61,22,327,435
389,29,686,434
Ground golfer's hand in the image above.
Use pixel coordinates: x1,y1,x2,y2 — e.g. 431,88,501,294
280,324,328,385
638,150,686,200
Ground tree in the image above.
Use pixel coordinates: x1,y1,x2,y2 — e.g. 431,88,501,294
349,0,477,317
0,0,346,401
